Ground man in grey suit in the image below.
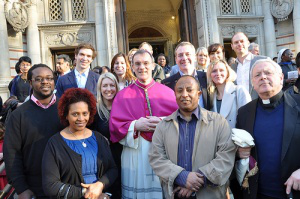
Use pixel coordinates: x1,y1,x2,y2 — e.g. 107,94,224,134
231,32,267,99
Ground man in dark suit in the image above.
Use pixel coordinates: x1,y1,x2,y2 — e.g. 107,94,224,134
55,43,99,98
230,32,267,99
162,42,210,110
233,59,300,199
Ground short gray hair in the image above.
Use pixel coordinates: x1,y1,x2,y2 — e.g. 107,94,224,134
174,42,195,56
132,49,155,63
250,58,282,78
57,54,72,65
248,43,259,51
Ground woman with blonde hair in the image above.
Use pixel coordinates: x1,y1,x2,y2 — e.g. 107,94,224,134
207,59,251,128
89,72,122,198
111,53,136,90
196,47,209,71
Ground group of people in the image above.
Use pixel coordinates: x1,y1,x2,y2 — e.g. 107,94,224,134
1,31,300,199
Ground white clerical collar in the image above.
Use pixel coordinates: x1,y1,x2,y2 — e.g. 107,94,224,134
262,99,270,104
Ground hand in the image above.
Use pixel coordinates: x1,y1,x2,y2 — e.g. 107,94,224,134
173,186,193,198
185,172,204,191
134,116,161,132
286,78,297,84
285,169,300,194
81,181,104,199
99,193,110,199
237,147,251,159
18,189,35,199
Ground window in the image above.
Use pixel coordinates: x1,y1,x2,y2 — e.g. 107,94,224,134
221,0,234,15
49,0,63,21
240,0,251,14
220,0,253,16
71,0,86,20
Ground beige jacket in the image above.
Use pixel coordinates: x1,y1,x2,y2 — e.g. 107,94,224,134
149,107,237,199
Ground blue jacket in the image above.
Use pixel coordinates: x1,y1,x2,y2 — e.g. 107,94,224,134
55,70,100,98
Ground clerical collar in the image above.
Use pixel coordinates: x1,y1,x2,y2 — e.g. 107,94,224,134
258,91,283,110
134,79,155,89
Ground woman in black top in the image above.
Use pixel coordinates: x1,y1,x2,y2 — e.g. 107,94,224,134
90,72,122,199
42,88,117,199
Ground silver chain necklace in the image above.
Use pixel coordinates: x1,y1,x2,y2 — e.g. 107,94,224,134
68,128,87,147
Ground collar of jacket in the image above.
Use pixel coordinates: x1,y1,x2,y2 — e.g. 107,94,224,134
164,105,211,124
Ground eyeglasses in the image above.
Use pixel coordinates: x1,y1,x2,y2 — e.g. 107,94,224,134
32,77,54,82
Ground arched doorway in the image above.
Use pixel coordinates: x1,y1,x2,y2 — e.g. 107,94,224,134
128,27,169,60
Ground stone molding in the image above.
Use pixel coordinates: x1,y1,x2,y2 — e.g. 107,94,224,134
45,31,92,46
271,0,294,21
220,24,259,36
4,0,30,32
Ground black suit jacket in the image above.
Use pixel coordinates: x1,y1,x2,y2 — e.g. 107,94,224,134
161,71,210,110
233,93,300,199
55,70,100,98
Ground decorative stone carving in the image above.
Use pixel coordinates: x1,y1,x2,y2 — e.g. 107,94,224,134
271,0,294,21
4,0,29,32
221,25,258,36
45,32,91,46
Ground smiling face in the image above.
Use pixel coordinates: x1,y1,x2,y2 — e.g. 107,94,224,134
209,47,224,62
30,67,55,100
132,52,154,84
251,62,283,99
231,33,250,57
197,50,208,66
157,55,166,67
113,56,126,77
175,45,196,75
101,77,117,101
75,48,93,72
281,49,293,62
210,62,228,86
175,76,201,114
66,101,90,132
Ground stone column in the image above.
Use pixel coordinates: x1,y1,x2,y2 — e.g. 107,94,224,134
26,0,41,64
95,0,118,67
293,0,300,54
262,0,277,58
208,0,220,44
0,0,11,88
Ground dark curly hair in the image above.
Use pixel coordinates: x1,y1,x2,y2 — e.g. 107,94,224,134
58,88,97,126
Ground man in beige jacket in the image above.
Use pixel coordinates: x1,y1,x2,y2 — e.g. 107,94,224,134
149,75,236,198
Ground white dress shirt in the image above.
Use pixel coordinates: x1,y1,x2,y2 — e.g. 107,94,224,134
236,53,254,93
74,69,89,88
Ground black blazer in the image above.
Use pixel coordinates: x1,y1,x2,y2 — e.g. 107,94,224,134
42,131,117,198
233,93,300,199
161,71,210,110
55,70,100,98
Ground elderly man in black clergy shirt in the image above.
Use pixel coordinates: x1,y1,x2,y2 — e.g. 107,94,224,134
4,64,63,199
232,59,300,199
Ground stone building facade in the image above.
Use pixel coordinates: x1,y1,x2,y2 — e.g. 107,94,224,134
0,0,299,100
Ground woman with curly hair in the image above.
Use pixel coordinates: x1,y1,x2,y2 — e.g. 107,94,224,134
42,88,117,199
110,53,136,90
